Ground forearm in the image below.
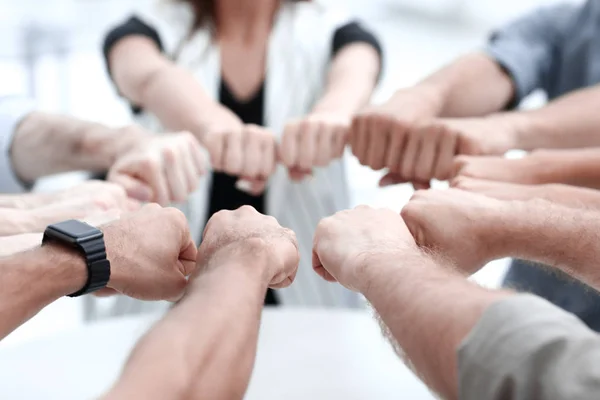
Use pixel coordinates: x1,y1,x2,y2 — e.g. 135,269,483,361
105,257,268,400
11,112,142,182
498,201,600,290
312,44,379,115
361,252,511,399
0,233,41,257
415,52,515,118
0,244,85,340
513,85,600,150
531,184,600,210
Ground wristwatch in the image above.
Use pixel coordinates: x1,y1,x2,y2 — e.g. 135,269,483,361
42,219,111,297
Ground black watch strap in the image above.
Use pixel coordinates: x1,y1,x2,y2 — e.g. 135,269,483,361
69,239,111,297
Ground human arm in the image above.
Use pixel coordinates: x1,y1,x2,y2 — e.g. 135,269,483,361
0,204,198,340
401,188,600,291
311,205,512,399
280,23,381,179
452,177,600,210
453,148,600,190
103,206,299,400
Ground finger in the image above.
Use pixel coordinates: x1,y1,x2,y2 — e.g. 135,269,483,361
244,129,263,179
411,181,431,190
379,172,407,187
332,125,348,159
280,123,299,168
180,143,201,194
314,125,332,167
432,128,458,181
93,288,119,297
354,117,371,165
190,140,207,175
288,167,311,182
108,173,153,203
297,122,316,171
366,119,389,170
223,130,243,176
413,127,438,183
349,116,361,157
261,138,276,178
206,134,225,171
236,178,267,195
451,155,472,178
399,132,421,182
164,146,189,203
386,123,407,174
141,157,170,206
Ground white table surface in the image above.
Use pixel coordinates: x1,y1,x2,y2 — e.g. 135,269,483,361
0,309,433,399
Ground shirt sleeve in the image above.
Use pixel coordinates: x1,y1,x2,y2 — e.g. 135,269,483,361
0,97,35,193
459,294,600,400
484,3,582,106
331,21,383,82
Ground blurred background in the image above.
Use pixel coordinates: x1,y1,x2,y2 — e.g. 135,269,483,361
0,0,580,368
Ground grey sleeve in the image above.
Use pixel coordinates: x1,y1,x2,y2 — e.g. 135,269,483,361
458,294,600,400
484,3,582,105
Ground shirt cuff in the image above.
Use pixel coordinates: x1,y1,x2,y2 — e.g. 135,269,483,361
0,97,35,193
457,294,588,400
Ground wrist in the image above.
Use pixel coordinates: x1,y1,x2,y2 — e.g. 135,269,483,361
39,241,88,297
484,113,527,153
208,239,273,282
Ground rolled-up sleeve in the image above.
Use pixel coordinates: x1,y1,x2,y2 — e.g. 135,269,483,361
484,3,581,106
0,97,34,193
459,294,600,400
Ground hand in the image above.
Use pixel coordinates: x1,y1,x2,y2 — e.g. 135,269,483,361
452,152,548,185
401,189,507,274
312,205,416,292
279,112,349,181
349,87,441,176
32,181,140,224
108,132,207,205
378,116,518,188
102,203,197,301
204,124,277,195
197,206,299,288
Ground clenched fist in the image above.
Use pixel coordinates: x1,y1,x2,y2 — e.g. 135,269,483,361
280,112,349,181
198,206,299,288
108,132,206,206
102,204,197,301
312,205,416,292
204,124,277,195
349,87,441,174
401,189,508,274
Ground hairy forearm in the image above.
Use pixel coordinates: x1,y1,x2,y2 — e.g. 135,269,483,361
514,85,600,150
531,184,600,209
105,257,268,400
312,44,379,115
361,251,511,399
418,52,515,118
499,201,600,290
11,112,141,182
0,244,86,340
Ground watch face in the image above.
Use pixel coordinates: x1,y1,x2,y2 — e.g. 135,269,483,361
50,220,103,242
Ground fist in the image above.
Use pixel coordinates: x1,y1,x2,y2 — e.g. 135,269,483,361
108,132,207,206
401,189,506,274
350,88,440,174
205,125,276,195
103,203,197,301
312,205,416,292
452,153,547,185
198,206,299,288
280,113,349,181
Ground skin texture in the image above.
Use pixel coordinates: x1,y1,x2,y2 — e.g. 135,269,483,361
349,52,515,187
9,112,206,205
401,188,600,291
452,148,600,190
312,205,512,400
108,0,379,190
0,204,196,340
103,206,299,400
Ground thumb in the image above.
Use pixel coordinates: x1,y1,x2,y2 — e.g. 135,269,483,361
236,178,267,195
412,181,431,191
109,173,154,203
379,173,406,187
